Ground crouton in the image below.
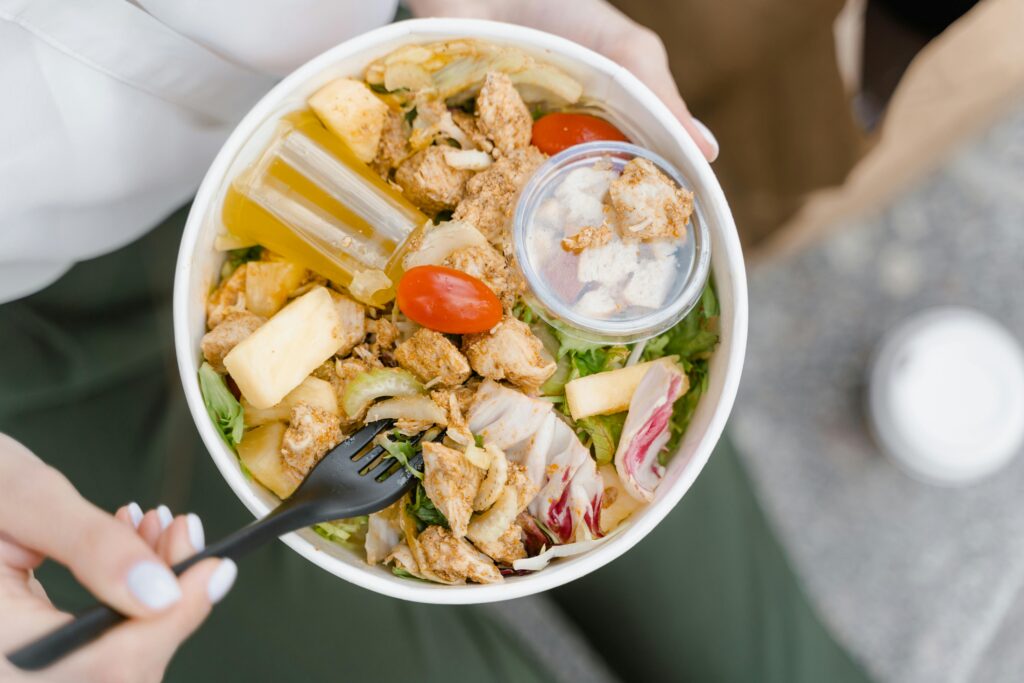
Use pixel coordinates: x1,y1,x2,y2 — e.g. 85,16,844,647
328,290,366,356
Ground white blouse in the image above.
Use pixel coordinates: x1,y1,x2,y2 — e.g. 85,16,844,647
0,0,399,303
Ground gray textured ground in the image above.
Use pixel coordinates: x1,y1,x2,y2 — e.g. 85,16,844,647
731,100,1024,683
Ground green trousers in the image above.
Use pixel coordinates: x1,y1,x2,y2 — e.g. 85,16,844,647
0,207,870,682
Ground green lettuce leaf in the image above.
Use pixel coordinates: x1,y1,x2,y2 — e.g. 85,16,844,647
379,431,424,480
198,362,244,447
407,482,448,532
313,517,369,550
575,413,627,465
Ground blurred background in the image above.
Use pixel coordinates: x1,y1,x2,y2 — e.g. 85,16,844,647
604,0,1024,681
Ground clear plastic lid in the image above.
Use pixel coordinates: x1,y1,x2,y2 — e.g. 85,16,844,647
513,141,711,344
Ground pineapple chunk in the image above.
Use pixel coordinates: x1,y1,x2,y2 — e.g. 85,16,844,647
224,287,345,410
243,376,338,427
565,357,683,420
308,78,388,163
237,422,302,499
245,260,307,317
598,464,642,534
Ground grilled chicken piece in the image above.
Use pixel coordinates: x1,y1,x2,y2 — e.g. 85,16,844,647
201,311,265,373
280,403,342,477
206,264,248,329
613,362,688,502
394,146,473,215
417,526,502,584
608,157,694,240
472,523,527,565
453,146,546,247
372,108,411,178
462,317,556,393
421,441,484,538
395,328,471,387
476,71,532,156
431,389,474,447
442,244,519,309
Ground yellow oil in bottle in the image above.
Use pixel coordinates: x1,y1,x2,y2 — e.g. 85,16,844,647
222,110,427,305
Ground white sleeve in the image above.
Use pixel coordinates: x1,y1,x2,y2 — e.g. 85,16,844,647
0,0,397,305
136,0,401,76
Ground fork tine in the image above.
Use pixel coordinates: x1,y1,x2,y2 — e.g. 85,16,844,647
332,420,393,461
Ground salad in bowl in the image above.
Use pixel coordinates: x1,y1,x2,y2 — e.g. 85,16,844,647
179,19,744,599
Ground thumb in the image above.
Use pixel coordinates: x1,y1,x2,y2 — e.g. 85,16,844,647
0,435,182,617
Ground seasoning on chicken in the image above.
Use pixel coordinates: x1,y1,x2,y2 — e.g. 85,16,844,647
280,403,343,477
451,110,494,154
394,146,474,215
431,389,473,447
394,328,472,387
201,311,265,373
328,290,367,357
472,523,527,565
476,72,532,156
462,317,556,393
365,317,399,363
421,441,484,538
442,244,519,309
561,224,612,254
408,96,473,152
417,526,502,584
453,146,546,247
206,264,248,328
608,157,694,240
372,109,410,178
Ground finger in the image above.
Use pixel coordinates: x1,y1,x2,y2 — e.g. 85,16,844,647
115,502,144,530
155,514,205,566
137,505,173,549
0,435,183,618
0,531,45,573
68,558,237,682
644,78,720,163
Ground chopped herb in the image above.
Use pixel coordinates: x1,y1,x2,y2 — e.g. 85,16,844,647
404,107,418,125
379,431,424,480
220,245,262,279
369,83,408,95
407,482,448,532
198,362,244,448
444,137,461,148
432,209,454,224
454,98,476,114
531,105,546,121
474,434,484,448
512,301,537,325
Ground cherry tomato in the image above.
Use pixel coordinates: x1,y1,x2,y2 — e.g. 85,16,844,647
396,265,502,334
532,113,630,156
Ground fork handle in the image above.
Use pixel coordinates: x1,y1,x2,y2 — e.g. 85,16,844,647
5,503,314,671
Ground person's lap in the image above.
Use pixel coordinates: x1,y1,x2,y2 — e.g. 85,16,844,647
0,208,869,682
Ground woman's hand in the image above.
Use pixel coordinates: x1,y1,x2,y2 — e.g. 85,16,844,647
0,434,237,682
406,0,719,161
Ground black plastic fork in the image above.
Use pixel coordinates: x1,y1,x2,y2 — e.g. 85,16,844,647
7,419,432,671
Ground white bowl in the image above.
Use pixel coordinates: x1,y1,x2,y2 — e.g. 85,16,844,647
173,18,748,604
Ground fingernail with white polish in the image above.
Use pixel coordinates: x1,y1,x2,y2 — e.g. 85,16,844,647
207,559,237,604
127,502,144,529
156,505,173,530
692,118,720,160
186,513,205,551
127,561,182,610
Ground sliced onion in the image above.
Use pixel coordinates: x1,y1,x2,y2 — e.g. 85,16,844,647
366,395,447,425
443,149,493,171
403,220,489,270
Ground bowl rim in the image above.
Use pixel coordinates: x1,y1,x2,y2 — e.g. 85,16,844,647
173,17,748,604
